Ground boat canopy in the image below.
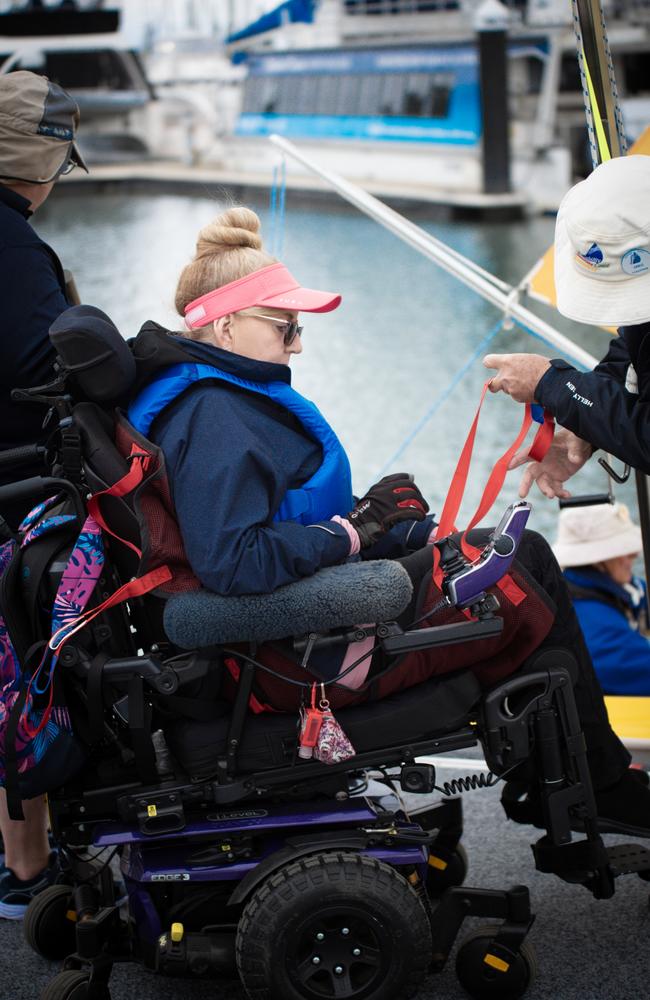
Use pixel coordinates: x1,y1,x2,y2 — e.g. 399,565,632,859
226,0,315,46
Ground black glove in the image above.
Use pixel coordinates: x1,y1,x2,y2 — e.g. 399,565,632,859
345,473,429,549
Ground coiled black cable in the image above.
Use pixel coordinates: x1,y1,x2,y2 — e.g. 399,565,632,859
436,771,498,796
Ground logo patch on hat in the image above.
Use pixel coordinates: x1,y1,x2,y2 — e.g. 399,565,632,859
576,242,609,270
37,123,73,141
621,248,650,277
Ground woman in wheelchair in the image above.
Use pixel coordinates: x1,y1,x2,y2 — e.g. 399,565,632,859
120,205,650,837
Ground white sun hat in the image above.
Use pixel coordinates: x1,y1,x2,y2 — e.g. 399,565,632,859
553,502,643,568
554,155,650,327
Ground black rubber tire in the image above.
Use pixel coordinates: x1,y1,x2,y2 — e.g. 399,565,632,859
40,971,91,1000
24,884,76,960
425,843,469,897
455,923,537,1000
236,850,432,1000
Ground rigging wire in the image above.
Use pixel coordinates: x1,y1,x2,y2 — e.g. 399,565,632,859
371,317,505,484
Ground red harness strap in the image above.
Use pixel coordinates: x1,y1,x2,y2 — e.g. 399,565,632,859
432,383,555,606
87,443,151,558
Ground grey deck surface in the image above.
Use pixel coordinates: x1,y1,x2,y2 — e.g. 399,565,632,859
1,771,649,1000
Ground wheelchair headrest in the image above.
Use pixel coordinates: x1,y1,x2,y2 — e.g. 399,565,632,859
164,559,414,648
49,305,136,404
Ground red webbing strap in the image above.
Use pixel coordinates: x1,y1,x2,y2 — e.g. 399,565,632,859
432,385,555,606
528,409,555,463
23,566,172,739
60,566,173,636
434,381,491,545
86,443,151,557
459,403,534,560
224,657,279,715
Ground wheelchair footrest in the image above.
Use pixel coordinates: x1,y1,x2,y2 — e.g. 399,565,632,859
605,843,650,877
532,835,615,897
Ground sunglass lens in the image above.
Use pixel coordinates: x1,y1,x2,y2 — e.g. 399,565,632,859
284,322,302,346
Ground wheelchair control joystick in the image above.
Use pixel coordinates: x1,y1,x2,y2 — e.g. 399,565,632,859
436,501,531,617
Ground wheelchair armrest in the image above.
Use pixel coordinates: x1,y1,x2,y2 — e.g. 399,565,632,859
163,560,414,649
66,648,179,695
379,616,503,656
101,656,179,694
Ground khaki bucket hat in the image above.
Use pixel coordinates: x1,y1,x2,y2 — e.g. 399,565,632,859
552,502,643,568
0,70,88,184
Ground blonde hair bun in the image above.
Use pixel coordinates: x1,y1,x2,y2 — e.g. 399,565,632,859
195,207,263,258
175,205,276,326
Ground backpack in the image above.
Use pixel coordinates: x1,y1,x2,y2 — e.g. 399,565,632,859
0,495,104,810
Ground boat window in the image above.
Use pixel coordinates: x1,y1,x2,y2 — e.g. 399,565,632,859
44,50,137,91
242,68,452,119
294,75,320,115
429,80,451,118
559,53,582,93
336,74,360,115
343,0,461,12
317,74,341,114
379,73,406,116
509,55,544,97
257,74,283,114
357,73,383,115
622,51,650,96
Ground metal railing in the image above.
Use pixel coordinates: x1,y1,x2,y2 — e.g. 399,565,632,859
269,133,599,371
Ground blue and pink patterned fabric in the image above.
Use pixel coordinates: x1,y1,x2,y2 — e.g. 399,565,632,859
0,496,104,794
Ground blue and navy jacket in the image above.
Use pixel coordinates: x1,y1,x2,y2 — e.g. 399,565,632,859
564,566,650,695
536,323,650,473
129,324,431,596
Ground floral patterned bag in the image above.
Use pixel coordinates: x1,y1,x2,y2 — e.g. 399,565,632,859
0,497,104,803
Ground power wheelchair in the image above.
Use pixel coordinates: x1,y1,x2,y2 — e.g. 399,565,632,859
2,308,650,1000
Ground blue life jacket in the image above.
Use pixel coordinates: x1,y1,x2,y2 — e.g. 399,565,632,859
128,362,353,525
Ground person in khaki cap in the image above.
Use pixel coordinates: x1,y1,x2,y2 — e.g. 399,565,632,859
553,502,650,695
0,69,87,921
482,155,650,499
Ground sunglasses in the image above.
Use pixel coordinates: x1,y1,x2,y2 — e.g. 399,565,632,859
251,313,304,346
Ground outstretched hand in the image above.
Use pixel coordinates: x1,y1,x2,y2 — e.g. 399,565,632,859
483,353,552,403
509,428,593,499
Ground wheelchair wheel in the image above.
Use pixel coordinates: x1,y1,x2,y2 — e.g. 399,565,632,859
236,851,431,1000
425,843,468,897
40,971,93,1000
24,884,76,960
455,923,537,1000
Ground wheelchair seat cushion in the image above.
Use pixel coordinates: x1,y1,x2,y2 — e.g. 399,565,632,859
165,669,481,778
163,560,414,647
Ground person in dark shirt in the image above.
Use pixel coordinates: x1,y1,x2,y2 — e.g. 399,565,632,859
0,70,87,920
483,156,650,498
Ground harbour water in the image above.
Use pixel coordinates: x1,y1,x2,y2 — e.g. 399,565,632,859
38,187,639,543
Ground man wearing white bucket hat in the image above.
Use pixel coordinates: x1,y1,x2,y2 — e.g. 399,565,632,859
554,503,650,695
483,155,650,500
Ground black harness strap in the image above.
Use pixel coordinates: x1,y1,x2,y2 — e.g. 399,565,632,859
87,651,110,740
127,675,158,784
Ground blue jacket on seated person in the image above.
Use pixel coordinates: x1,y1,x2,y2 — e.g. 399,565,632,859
129,327,433,596
564,566,650,696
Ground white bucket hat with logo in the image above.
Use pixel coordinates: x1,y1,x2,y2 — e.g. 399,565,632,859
553,502,643,568
554,155,650,327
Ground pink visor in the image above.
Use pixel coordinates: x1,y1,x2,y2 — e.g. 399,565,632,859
184,262,342,329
